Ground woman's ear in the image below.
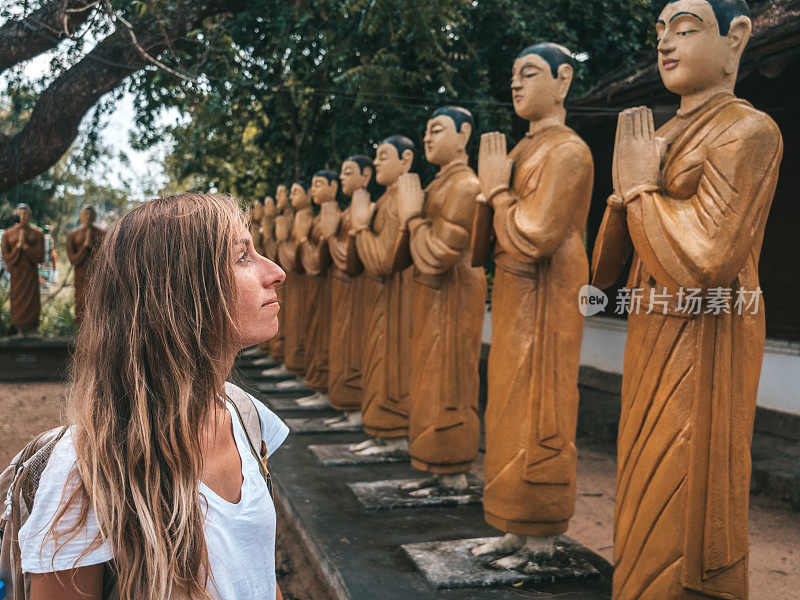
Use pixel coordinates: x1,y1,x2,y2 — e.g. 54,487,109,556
724,16,752,75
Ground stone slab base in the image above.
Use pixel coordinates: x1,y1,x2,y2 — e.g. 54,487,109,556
348,476,482,511
309,443,409,466
287,417,363,434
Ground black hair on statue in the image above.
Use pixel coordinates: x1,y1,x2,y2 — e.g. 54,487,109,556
516,42,575,79
16,203,32,212
381,135,416,161
666,0,750,36
431,105,475,147
293,180,311,192
346,155,373,174
314,170,340,184
81,205,96,214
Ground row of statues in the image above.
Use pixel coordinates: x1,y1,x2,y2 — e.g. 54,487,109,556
253,1,782,597
1,204,105,333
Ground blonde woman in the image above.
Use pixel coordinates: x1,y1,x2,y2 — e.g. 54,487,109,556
18,194,288,599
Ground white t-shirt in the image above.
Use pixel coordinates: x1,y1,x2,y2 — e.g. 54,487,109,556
19,393,289,600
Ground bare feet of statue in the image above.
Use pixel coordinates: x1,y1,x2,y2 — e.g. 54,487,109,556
355,437,408,456
489,536,556,570
295,391,330,408
402,473,469,497
348,438,378,453
327,411,362,429
471,533,526,557
273,377,306,389
261,364,290,377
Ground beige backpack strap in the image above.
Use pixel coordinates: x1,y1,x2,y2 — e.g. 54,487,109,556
224,383,273,498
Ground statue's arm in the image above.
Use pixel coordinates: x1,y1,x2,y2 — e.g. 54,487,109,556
409,177,478,276
493,141,593,263
300,226,330,276
343,234,364,277
626,114,783,290
1,231,21,266
591,202,632,290
66,231,88,266
26,230,46,264
355,210,409,277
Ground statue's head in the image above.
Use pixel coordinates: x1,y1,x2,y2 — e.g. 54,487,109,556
424,106,474,167
511,43,574,122
657,0,751,96
311,170,339,205
79,205,96,227
289,180,311,210
339,155,373,197
275,184,290,210
15,203,32,226
373,135,415,187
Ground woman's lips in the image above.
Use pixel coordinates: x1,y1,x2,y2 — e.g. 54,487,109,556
662,59,679,70
262,298,279,308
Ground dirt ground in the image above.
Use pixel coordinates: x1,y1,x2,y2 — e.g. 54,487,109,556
2,381,797,599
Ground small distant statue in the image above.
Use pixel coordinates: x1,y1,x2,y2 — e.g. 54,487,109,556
66,205,106,324
1,204,45,335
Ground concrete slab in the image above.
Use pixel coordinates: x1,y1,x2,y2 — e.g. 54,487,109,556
269,396,332,412
402,536,609,590
348,476,482,511
257,380,310,394
309,443,409,466
287,417,362,434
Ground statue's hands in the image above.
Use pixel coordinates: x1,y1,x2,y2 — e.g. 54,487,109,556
16,232,24,249
478,132,513,204
263,196,277,218
613,107,667,203
319,202,340,239
293,210,314,242
350,189,374,231
274,215,290,242
82,228,91,249
251,201,264,222
396,173,425,226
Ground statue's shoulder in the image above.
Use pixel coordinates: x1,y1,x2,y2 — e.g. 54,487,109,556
67,226,81,237
29,224,44,236
555,126,593,161
721,99,781,144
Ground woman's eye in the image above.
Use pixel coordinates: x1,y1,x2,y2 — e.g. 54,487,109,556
238,251,250,264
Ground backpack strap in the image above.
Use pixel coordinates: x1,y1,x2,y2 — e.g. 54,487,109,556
224,382,273,498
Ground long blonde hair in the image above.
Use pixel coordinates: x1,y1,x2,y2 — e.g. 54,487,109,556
53,193,248,599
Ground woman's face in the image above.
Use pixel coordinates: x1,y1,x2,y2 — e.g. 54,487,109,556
231,226,285,348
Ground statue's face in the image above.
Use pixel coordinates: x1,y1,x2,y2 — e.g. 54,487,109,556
423,115,468,167
251,200,264,222
275,185,289,210
16,207,32,226
373,143,411,187
311,176,338,204
339,161,371,197
656,0,729,96
510,53,561,122
79,208,95,227
289,183,310,209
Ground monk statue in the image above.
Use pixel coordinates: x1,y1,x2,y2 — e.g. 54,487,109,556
66,205,106,324
265,185,292,369
348,136,416,457
392,107,486,497
250,200,264,252
295,170,339,408
1,204,45,335
591,2,782,598
322,155,374,429
469,43,594,567
273,181,312,385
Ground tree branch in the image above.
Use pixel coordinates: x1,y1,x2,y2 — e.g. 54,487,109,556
0,0,248,193
0,0,97,76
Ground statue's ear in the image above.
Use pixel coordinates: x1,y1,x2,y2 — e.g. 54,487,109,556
364,166,373,180
458,122,472,149
401,149,414,172
724,16,752,74
556,63,574,104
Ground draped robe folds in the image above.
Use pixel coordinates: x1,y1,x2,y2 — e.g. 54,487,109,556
355,185,413,439
327,205,366,411
482,125,593,536
260,215,283,358
1,225,45,330
66,225,105,323
592,94,782,600
300,210,333,393
407,161,486,474
277,207,309,375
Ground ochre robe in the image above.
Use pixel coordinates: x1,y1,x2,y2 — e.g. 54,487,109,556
277,207,309,375
407,161,486,474
593,93,782,600
355,184,413,439
1,225,45,330
327,205,365,411
66,225,106,323
482,125,593,536
300,209,333,393
260,214,283,359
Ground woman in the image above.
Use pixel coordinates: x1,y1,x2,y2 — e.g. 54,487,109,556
19,194,288,599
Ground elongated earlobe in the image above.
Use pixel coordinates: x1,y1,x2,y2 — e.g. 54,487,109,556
724,17,752,74
557,63,574,103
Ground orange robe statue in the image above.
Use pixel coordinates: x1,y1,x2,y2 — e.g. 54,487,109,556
277,203,308,375
66,220,106,323
1,222,45,332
